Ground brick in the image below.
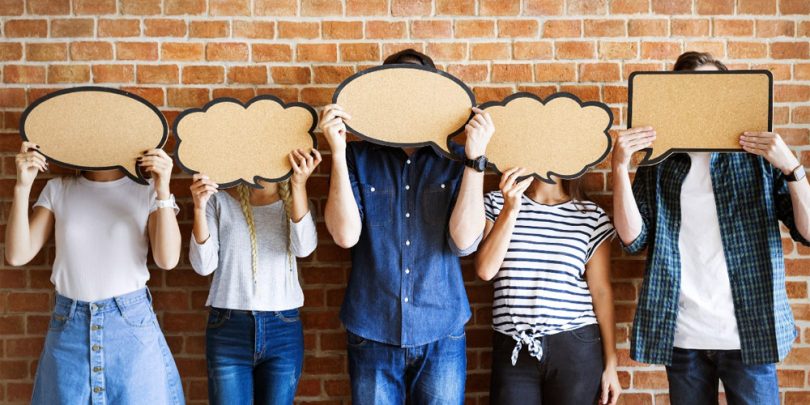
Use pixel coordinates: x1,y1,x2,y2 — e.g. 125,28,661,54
252,44,293,62
771,42,810,59
346,0,386,15
580,62,621,82
302,0,342,16
756,20,795,38
206,43,249,62
739,0,776,14
411,20,452,39
136,65,179,84
232,20,275,39
543,20,581,38
567,0,608,14
92,64,134,83
26,43,67,61
652,0,691,14
161,43,204,61
209,0,249,15
98,18,140,37
471,42,511,60
584,19,626,37
165,0,206,14
313,65,355,84
70,42,113,61
323,21,363,39
297,43,338,62
168,88,209,107
27,0,69,14
728,41,768,59
3,65,45,83
189,21,229,38
480,0,521,16
0,43,22,61
4,19,47,37
425,43,466,60
775,85,810,102
437,0,475,15
780,0,810,14
51,18,94,37
271,66,311,84
455,20,496,38
611,0,649,13
513,41,553,60
340,43,380,62
145,19,187,37
714,19,755,37
391,0,431,16
182,65,224,84
277,22,319,39
671,19,711,37
227,66,267,85
492,63,532,82
640,41,682,59
366,20,407,39
599,41,638,59
628,19,668,36
255,0,296,15
535,63,577,82
116,42,159,61
0,0,24,15
685,41,725,57
121,0,160,14
555,41,595,59
74,0,116,14
697,0,734,14
447,64,489,82
498,20,539,38
525,0,564,15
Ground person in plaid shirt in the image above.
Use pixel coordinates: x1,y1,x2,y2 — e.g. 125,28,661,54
612,52,810,405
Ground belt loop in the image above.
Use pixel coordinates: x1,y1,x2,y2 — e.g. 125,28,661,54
145,287,153,304
68,298,77,318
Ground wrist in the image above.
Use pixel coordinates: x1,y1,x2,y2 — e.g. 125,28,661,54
155,187,171,200
781,159,801,175
14,183,32,194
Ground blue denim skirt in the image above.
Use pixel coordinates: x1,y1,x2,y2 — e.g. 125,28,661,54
32,288,184,405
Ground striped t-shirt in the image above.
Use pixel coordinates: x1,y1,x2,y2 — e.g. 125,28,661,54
484,191,615,364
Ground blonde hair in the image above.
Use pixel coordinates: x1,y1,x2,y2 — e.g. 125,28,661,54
236,180,295,285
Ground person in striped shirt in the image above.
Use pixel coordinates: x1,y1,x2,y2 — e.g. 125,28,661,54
476,167,620,405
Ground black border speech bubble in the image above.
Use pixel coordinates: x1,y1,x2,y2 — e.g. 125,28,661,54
173,94,318,189
471,92,614,184
332,63,476,160
628,70,773,166
19,86,168,185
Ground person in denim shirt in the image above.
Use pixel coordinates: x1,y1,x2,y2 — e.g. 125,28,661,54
612,52,810,405
321,49,492,405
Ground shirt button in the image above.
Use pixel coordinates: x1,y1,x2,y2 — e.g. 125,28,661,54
404,297,409,303
370,187,376,192
405,185,410,190
405,268,410,274
90,304,98,311
93,387,104,393
441,184,446,189
93,366,103,373
92,345,102,352
91,325,102,331
405,212,410,218
406,159,411,164
405,240,410,246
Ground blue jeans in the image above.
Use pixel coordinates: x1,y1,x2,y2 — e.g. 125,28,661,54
32,288,184,405
346,327,467,405
666,347,779,405
205,307,304,405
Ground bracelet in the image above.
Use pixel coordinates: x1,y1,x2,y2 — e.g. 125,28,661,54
155,194,176,209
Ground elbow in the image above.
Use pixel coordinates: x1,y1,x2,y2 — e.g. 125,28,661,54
333,233,359,249
5,253,29,267
474,260,496,281
154,255,180,270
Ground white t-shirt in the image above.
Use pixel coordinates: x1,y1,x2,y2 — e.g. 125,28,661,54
34,175,177,302
673,153,741,349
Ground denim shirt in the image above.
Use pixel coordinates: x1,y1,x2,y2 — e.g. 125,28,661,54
339,141,479,347
625,152,809,365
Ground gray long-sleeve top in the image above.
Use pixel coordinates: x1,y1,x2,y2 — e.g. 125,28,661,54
189,192,317,311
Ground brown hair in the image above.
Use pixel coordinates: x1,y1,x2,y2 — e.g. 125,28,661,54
673,51,728,72
561,178,592,211
383,48,436,69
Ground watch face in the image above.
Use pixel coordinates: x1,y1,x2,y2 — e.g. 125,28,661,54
475,157,487,171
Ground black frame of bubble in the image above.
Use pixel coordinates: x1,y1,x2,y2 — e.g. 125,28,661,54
627,69,774,166
19,86,169,185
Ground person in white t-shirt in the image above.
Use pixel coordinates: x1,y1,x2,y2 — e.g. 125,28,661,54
6,141,184,405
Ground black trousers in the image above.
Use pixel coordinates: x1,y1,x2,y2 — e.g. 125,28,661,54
489,324,604,405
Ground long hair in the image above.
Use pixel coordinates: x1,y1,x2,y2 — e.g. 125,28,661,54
561,178,592,212
235,180,294,284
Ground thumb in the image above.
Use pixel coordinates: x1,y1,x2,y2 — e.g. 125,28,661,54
601,382,609,404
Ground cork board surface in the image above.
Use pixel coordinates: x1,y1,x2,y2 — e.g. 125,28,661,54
19,87,168,185
475,93,613,183
629,70,773,165
333,64,475,157
173,95,317,189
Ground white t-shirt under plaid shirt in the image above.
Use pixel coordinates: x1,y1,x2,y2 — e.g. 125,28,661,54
484,191,615,364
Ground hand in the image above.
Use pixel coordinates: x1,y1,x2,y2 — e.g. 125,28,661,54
190,174,218,211
320,104,351,153
138,148,173,198
740,132,800,175
612,127,656,170
15,141,47,188
464,107,494,159
600,366,622,405
499,167,532,214
290,148,323,187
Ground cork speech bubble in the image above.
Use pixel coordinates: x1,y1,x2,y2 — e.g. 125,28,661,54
475,92,613,184
19,87,168,185
628,70,773,166
333,64,475,157
173,95,317,189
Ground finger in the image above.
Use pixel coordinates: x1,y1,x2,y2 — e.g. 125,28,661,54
471,106,484,115
322,117,344,128
504,168,525,191
21,141,40,153
311,148,323,164
469,120,481,129
742,145,765,156
304,148,315,166
516,176,533,191
499,167,521,189
739,140,769,150
289,153,301,172
621,126,654,136
473,114,487,126
619,131,656,143
601,383,609,404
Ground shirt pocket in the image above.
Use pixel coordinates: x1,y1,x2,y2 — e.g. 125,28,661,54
360,183,394,228
420,182,452,226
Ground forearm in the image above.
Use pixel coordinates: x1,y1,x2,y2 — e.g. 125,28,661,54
151,208,181,269
449,167,485,250
612,166,643,245
324,153,361,248
475,211,517,281
592,286,617,367
787,178,810,240
192,208,210,244
290,182,310,223
6,185,33,265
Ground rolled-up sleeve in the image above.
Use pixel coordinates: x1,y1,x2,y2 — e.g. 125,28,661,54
189,198,220,276
773,166,810,246
290,203,318,258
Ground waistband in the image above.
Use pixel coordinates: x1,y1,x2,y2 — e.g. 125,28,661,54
54,288,152,315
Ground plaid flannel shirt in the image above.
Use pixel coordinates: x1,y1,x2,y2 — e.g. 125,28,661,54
624,152,809,365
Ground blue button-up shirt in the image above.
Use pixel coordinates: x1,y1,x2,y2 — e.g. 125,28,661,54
625,152,809,365
339,141,478,347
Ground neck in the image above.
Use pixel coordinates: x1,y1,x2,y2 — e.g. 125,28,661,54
526,179,569,205
83,170,125,182
403,147,417,156
244,181,281,205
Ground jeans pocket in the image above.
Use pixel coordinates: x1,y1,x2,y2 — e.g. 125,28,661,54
207,308,228,329
448,326,466,340
277,308,300,323
48,306,72,332
571,324,601,343
120,300,156,328
360,183,393,228
347,331,368,348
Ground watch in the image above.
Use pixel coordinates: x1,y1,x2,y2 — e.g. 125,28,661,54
155,194,176,209
464,155,488,172
785,165,806,182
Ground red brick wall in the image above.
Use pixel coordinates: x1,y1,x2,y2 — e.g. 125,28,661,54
1,1,809,404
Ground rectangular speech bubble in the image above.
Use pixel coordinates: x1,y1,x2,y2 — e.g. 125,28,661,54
628,70,772,166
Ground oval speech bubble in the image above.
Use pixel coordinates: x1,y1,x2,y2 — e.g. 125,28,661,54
475,92,613,184
333,64,475,157
20,86,168,185
173,95,317,189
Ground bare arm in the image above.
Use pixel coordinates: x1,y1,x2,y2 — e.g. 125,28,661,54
142,149,181,270
585,241,621,405
5,142,53,266
289,148,323,223
611,127,655,246
321,104,362,248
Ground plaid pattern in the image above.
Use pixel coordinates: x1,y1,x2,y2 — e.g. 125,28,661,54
625,152,809,365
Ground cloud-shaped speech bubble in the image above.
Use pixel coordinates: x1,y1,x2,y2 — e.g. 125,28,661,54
475,92,613,184
173,95,317,189
19,86,168,185
333,64,475,157
629,70,772,165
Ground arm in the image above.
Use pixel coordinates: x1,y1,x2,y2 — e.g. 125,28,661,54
289,148,322,257
321,104,362,249
740,131,810,242
585,241,621,405
475,169,532,281
449,107,493,253
189,174,220,275
142,149,181,270
5,142,53,266
611,127,656,249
